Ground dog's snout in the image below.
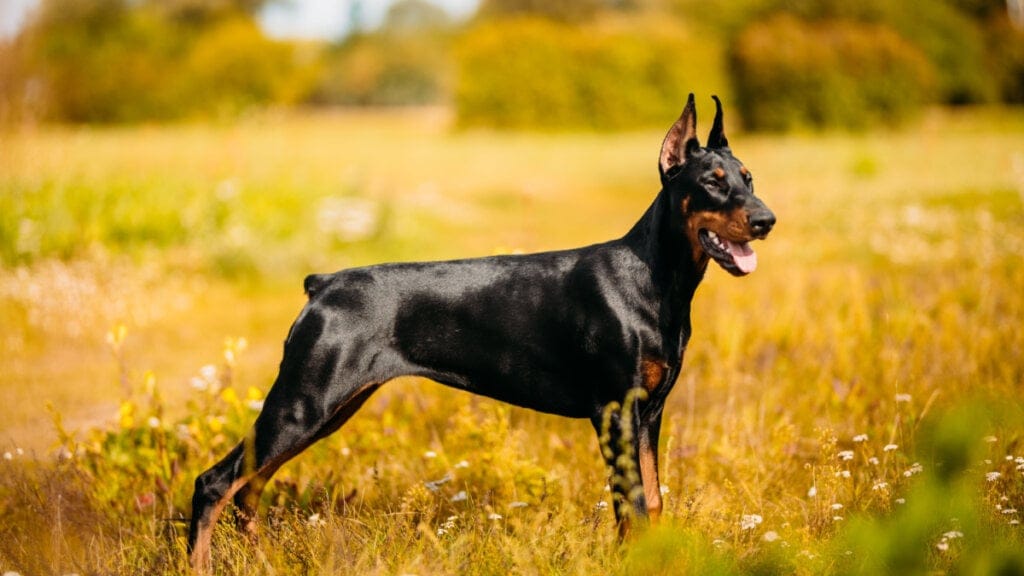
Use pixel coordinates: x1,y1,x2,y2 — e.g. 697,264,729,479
749,210,776,238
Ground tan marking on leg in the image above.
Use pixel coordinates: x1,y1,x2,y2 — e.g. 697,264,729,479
639,436,662,524
640,357,668,393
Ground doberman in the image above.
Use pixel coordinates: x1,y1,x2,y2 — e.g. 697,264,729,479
188,94,775,571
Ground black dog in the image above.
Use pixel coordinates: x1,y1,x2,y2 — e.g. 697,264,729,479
188,94,775,571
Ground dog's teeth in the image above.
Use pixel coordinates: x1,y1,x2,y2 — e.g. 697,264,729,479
708,231,717,239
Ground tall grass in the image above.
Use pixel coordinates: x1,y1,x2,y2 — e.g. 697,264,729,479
1,107,1023,574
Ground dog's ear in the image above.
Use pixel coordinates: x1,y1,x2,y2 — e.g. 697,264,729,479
660,93,700,175
707,95,729,150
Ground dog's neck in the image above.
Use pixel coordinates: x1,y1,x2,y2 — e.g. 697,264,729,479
622,185,708,323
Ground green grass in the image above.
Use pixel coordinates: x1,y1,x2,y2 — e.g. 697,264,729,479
1,107,1023,574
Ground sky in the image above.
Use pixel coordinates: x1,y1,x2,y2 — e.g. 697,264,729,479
0,0,481,40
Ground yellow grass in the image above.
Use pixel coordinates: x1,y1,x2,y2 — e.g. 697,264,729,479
1,106,1023,574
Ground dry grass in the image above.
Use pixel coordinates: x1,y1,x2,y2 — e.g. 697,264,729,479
1,106,1023,574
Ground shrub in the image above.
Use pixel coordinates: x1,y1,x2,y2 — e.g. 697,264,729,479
731,15,936,131
454,17,728,130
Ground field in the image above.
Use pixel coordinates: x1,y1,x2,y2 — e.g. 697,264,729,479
1,107,1023,574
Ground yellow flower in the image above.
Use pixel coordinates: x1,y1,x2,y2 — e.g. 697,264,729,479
246,386,263,401
207,416,224,433
118,401,135,429
220,387,239,406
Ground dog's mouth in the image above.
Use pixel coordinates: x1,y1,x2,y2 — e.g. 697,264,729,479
698,229,757,276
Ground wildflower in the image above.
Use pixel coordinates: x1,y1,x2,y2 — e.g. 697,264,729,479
307,513,326,527
596,501,609,511
895,393,912,403
488,513,503,520
903,462,924,477
1002,509,1018,515
424,473,452,492
883,444,898,452
986,472,1002,482
1011,520,1020,526
247,399,264,411
2,452,11,461
853,434,869,443
454,460,469,469
176,424,192,440
190,377,209,392
807,486,817,498
763,531,780,542
984,436,998,443
451,491,468,502
199,364,217,382
831,503,844,511
510,501,529,509
713,539,726,547
837,470,852,479
833,516,844,522
943,531,964,539
838,450,855,461
868,457,880,465
740,514,763,530
15,448,22,456
147,416,161,429
895,498,906,505
936,541,949,552
1016,456,1024,465
423,450,437,459
660,484,670,495
340,447,351,457
871,481,888,491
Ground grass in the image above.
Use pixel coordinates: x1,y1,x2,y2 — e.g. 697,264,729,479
1,106,1023,574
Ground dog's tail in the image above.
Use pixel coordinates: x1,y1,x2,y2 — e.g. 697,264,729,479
304,273,331,298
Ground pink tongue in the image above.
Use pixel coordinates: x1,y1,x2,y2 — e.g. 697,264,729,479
724,240,757,273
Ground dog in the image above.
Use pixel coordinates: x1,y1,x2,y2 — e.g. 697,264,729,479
188,94,775,571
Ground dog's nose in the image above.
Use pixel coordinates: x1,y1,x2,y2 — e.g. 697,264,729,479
749,210,776,237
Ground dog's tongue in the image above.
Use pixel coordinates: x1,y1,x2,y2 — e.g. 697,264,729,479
725,240,757,273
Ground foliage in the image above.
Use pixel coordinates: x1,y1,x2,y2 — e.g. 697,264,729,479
731,15,935,131
454,16,728,130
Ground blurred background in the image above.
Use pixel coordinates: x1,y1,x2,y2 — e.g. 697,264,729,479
1,0,1022,129
2,2,1024,573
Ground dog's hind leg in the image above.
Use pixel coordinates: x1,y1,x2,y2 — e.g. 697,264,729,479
188,307,387,572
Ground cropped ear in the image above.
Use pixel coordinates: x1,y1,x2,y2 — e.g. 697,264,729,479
659,93,700,175
707,95,729,150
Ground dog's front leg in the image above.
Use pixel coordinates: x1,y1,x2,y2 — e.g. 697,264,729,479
637,412,663,524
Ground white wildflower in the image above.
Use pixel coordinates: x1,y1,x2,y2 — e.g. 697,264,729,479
509,501,529,509
488,513,503,520
943,531,964,539
883,444,898,452
596,501,609,511
984,435,998,443
936,541,949,552
1002,509,1018,515
740,514,763,530
986,471,1002,482
903,462,924,477
895,393,912,403
837,470,852,479
831,503,844,511
896,498,906,505
2,452,11,461
762,531,780,542
838,450,854,461
307,513,326,527
871,481,888,491
852,434,869,443
450,490,468,502
1011,520,1020,526
423,450,437,459
660,484,670,495
454,460,469,469
247,399,264,411
340,446,351,457
147,416,161,429
807,485,817,498
833,516,844,522
868,457,880,465
190,377,209,392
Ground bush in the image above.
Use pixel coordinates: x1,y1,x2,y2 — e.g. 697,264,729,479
731,15,935,131
454,17,728,130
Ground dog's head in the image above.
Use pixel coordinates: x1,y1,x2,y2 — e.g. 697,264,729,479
659,94,775,276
